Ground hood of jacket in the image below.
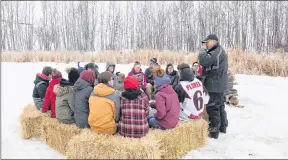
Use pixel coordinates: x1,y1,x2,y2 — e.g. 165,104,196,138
166,63,177,76
180,68,194,81
156,83,175,94
106,62,116,73
122,89,142,100
53,83,74,97
33,73,50,84
93,83,115,97
74,78,93,91
130,68,143,74
154,74,171,88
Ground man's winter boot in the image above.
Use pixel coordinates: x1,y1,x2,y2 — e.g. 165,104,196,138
209,127,219,139
220,127,226,134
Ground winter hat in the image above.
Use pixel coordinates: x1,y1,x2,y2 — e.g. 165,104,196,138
84,63,99,70
180,67,194,82
154,74,171,88
177,63,190,71
202,34,219,43
166,63,174,73
149,57,158,65
124,76,140,90
66,67,80,85
80,70,96,84
106,62,116,73
51,69,62,79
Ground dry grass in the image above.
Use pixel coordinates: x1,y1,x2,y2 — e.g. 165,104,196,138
20,104,50,139
2,49,287,77
41,117,82,155
147,119,208,159
66,129,162,159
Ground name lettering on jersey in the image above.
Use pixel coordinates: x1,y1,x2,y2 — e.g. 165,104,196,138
186,82,202,91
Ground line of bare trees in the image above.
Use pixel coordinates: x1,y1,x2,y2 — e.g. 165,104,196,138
1,1,288,52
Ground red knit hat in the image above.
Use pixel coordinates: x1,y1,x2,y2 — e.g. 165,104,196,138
124,76,140,90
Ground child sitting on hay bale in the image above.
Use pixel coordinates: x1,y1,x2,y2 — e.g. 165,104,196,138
32,66,53,111
42,69,62,118
128,61,152,99
89,71,121,135
174,63,210,120
118,76,150,138
165,63,180,89
54,67,79,124
148,66,180,130
73,70,96,128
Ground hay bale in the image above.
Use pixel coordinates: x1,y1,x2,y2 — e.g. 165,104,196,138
41,117,82,155
20,104,49,139
148,119,208,159
66,129,162,159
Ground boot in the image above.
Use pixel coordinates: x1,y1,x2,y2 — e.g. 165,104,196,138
220,127,227,134
208,127,219,139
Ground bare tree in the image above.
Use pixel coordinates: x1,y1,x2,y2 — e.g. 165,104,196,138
2,1,288,52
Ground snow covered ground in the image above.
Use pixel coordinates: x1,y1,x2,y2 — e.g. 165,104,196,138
1,62,288,159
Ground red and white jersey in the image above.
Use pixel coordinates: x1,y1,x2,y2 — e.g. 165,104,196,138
179,79,210,120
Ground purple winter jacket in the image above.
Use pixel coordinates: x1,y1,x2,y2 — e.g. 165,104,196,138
154,83,180,129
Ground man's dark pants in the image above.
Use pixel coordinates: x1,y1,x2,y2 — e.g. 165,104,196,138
206,92,228,138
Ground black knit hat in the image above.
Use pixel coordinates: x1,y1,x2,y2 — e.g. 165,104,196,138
67,67,80,85
149,57,158,65
84,63,99,70
180,68,194,82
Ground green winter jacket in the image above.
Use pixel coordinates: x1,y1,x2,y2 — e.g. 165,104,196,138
54,81,75,122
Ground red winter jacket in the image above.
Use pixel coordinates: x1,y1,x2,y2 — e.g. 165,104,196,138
42,78,61,118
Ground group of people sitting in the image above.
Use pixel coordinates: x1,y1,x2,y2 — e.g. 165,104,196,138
32,58,208,138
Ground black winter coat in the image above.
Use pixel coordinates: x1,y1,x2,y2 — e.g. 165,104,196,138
32,74,49,99
166,71,180,89
198,44,228,93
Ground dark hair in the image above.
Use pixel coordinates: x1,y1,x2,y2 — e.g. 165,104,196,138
177,63,190,71
134,61,141,67
98,71,113,84
193,62,199,66
68,67,80,85
42,66,53,76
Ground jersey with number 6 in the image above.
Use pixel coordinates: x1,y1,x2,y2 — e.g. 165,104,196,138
179,79,210,120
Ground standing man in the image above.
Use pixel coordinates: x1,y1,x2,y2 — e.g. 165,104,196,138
198,34,228,139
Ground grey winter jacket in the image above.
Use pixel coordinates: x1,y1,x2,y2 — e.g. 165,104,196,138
73,78,94,128
54,83,75,123
198,44,228,93
106,62,118,89
115,80,124,92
